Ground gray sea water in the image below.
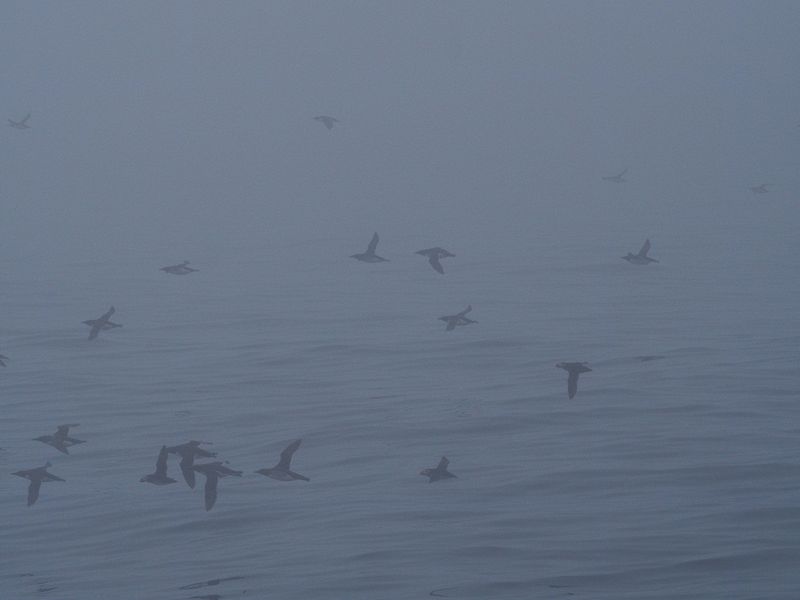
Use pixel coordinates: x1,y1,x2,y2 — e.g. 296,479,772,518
1,223,798,600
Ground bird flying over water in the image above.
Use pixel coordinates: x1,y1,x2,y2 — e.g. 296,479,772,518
192,462,242,511
160,261,198,275
602,168,627,183
166,441,217,489
622,239,659,265
12,462,65,506
749,184,771,194
0,354,8,367
351,232,388,262
8,113,31,129
556,362,592,399
255,439,309,482
416,247,455,274
438,305,477,331
313,115,339,130
83,306,122,340
420,456,457,482
140,446,177,485
33,424,85,455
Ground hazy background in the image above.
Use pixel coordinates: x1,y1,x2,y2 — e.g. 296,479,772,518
2,2,799,599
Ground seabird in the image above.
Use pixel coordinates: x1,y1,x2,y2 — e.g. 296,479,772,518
255,439,309,482
749,184,771,194
8,113,31,129
166,441,217,488
83,306,122,340
602,168,627,183
351,232,388,262
192,462,242,511
622,239,659,264
556,362,592,399
140,446,177,485
416,247,455,274
313,115,339,130
420,456,457,482
160,261,198,275
0,354,8,367
33,424,85,455
438,305,477,331
12,462,65,506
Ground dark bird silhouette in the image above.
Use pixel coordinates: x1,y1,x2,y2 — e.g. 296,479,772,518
160,261,198,275
556,362,592,399
438,305,477,331
416,247,455,274
420,456,457,482
192,462,242,511
166,441,217,489
255,439,309,481
83,306,122,340
0,354,8,367
602,168,627,183
313,115,339,130
12,462,65,506
622,239,659,264
8,113,31,129
140,446,177,485
749,184,771,194
351,232,388,262
33,424,85,455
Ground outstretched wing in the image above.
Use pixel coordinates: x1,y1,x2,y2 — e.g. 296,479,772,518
21,113,31,124
638,239,651,258
278,439,302,470
436,457,449,471
367,232,379,254
567,371,579,399
27,480,42,506
203,472,218,511
428,256,444,274
179,456,196,488
457,305,472,318
617,168,628,178
445,318,457,331
155,446,170,477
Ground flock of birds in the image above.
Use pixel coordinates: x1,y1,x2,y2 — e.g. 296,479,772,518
2,111,771,513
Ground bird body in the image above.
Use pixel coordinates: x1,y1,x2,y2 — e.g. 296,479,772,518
351,232,388,262
33,424,85,454
83,306,121,340
749,184,770,194
313,115,339,130
160,261,198,275
416,247,455,274
12,462,64,506
438,305,477,331
8,113,31,129
140,445,177,485
602,168,627,183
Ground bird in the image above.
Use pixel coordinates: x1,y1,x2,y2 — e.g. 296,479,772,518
415,247,455,274
166,441,217,488
0,354,8,367
438,305,477,331
140,446,177,485
556,362,592,399
12,462,65,506
255,439,309,482
420,456,457,482
602,168,627,183
313,115,339,130
160,261,198,275
749,184,771,194
33,424,85,455
192,462,242,511
83,306,122,340
622,239,659,264
351,232,388,262
8,113,31,129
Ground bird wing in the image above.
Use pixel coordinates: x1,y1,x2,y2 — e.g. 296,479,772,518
100,306,115,321
618,168,628,177
27,480,41,506
457,305,472,318
180,456,196,488
155,446,170,477
203,472,218,511
638,239,651,258
436,457,449,471
567,371,579,399
367,232,379,254
88,322,103,340
428,255,444,274
445,318,457,331
278,439,302,470
21,113,31,124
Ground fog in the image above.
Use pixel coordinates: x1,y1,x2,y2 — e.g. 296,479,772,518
2,2,799,599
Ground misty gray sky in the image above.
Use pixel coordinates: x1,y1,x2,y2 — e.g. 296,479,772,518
2,1,799,265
